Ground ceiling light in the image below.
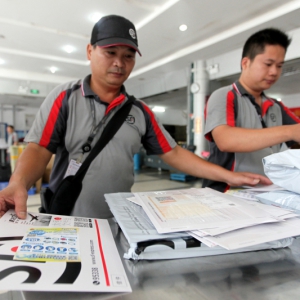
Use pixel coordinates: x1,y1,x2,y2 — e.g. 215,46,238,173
152,106,165,112
50,66,58,74
0,58,5,64
179,24,187,31
63,45,75,53
89,12,103,23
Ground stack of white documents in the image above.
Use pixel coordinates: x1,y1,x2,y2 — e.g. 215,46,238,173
105,188,296,260
133,188,300,250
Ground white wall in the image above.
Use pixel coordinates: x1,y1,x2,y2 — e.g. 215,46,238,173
1,105,39,133
155,108,187,126
280,93,300,108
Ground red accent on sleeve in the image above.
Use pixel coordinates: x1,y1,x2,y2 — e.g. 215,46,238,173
39,91,66,147
279,102,300,123
105,94,126,115
205,133,213,142
261,99,274,117
142,103,172,153
226,91,235,127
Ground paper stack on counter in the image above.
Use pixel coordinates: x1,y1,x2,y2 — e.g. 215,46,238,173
105,189,295,260
0,210,131,293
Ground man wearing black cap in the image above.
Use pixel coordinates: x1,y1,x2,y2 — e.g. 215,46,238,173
0,15,271,220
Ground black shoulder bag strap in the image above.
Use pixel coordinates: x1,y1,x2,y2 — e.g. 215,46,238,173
48,95,134,215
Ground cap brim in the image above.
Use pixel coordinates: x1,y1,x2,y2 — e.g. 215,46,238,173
95,38,141,56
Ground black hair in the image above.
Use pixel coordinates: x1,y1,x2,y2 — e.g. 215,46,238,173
242,28,291,60
7,125,14,130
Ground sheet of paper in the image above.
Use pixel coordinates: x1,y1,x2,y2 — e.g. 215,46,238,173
242,184,285,192
126,196,142,206
188,231,217,248
202,217,300,250
133,188,280,234
191,219,278,237
14,227,80,262
226,189,261,201
0,210,131,293
189,199,296,236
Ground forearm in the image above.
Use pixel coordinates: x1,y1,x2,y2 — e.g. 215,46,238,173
213,124,300,152
9,143,53,190
160,146,232,182
160,146,272,187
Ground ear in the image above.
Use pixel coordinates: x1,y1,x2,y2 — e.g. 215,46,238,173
86,44,92,60
241,57,250,71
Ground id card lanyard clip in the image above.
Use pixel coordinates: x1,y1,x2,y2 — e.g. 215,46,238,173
76,98,108,163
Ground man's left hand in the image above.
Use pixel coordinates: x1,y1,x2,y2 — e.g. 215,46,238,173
227,172,272,187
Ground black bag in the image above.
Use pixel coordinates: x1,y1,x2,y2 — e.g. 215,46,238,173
39,97,134,215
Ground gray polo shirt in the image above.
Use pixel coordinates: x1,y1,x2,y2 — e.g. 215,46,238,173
25,75,176,218
203,81,300,192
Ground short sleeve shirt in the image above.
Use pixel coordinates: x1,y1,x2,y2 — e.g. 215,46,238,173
203,81,300,192
25,75,177,218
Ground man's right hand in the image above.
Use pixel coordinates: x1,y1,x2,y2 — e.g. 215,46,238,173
0,183,28,219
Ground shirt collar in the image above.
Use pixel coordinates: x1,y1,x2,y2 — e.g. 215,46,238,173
233,80,267,99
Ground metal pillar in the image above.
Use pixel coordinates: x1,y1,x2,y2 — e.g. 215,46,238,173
188,60,209,157
0,104,3,122
187,63,194,148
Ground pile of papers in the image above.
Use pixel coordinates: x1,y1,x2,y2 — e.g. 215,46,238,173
105,188,297,260
133,188,300,249
0,210,131,293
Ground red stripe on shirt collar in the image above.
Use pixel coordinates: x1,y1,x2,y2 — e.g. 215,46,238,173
261,99,274,117
232,83,241,96
105,94,126,115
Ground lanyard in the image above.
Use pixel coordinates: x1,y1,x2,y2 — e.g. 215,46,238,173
252,101,267,128
77,98,110,163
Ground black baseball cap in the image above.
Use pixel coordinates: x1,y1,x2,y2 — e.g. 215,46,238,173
90,15,141,56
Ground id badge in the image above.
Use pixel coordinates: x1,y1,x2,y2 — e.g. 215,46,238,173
64,159,82,178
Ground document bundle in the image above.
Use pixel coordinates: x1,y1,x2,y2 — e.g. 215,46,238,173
105,188,298,260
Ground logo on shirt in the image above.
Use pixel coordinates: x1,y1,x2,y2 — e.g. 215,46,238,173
126,115,135,124
270,113,276,122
